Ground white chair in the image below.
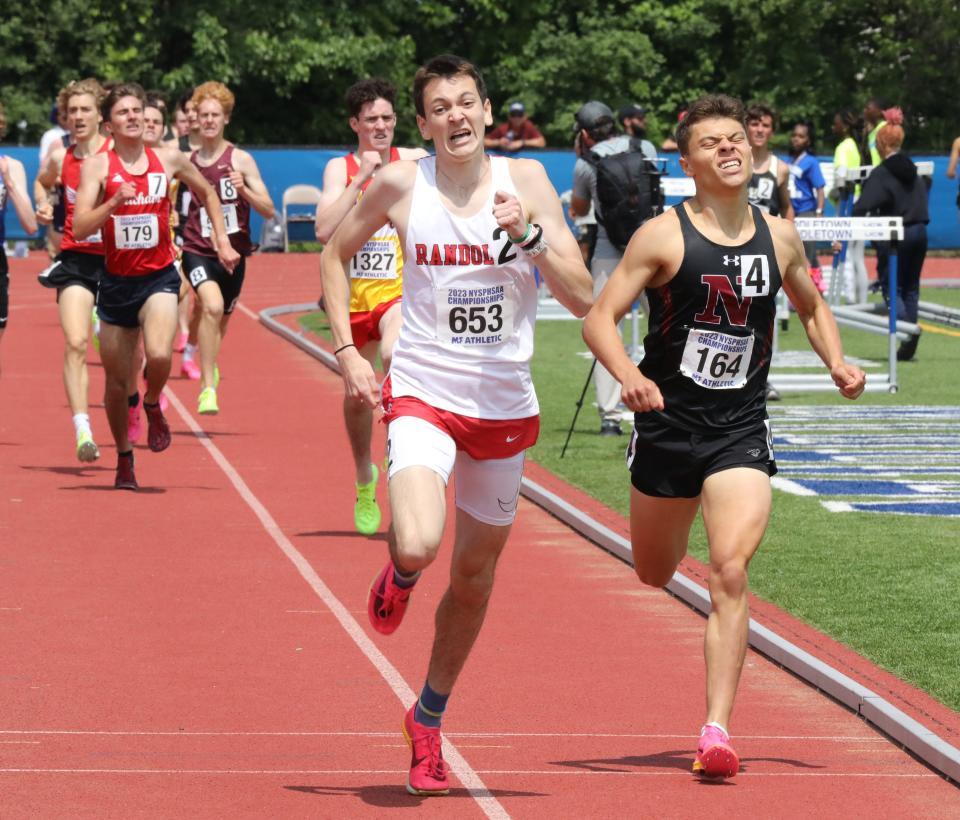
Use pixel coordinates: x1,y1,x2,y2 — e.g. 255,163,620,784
281,184,322,252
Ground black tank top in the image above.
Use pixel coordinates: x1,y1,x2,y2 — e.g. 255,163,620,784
639,202,782,433
747,156,780,216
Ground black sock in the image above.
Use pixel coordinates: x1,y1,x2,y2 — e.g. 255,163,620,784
128,392,140,408
118,450,133,459
143,400,160,410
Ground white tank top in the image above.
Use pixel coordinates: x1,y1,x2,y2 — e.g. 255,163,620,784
390,156,540,419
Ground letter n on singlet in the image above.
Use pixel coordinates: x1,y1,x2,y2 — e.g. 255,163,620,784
694,274,752,327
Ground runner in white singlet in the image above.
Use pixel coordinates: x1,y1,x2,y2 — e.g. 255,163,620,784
320,55,592,798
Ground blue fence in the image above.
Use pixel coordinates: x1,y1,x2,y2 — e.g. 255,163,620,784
3,146,959,248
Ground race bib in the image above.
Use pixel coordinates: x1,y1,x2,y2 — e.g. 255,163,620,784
147,172,167,198
219,176,237,201
114,213,159,250
435,283,517,347
680,328,754,390
739,255,771,297
349,238,399,280
200,204,239,238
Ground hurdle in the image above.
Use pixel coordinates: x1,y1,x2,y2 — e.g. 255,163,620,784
771,215,905,393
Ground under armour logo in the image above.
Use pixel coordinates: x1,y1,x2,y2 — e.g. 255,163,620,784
747,448,762,457
722,255,740,267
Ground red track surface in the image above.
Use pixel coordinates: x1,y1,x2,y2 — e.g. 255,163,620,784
2,252,958,818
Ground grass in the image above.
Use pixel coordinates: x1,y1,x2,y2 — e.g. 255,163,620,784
300,288,960,711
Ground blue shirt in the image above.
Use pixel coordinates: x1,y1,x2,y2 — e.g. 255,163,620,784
788,153,825,214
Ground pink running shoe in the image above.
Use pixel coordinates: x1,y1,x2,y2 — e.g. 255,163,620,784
159,392,169,412
367,561,412,635
127,405,142,444
402,705,449,796
693,724,739,779
144,402,171,452
809,266,827,294
181,358,201,380
173,330,188,353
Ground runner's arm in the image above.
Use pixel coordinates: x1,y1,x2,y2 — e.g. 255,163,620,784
33,148,64,224
315,156,365,244
582,217,673,412
1,158,38,234
512,160,592,316
777,162,795,220
947,137,960,179
232,149,275,219
73,154,120,239
168,150,240,271
775,220,865,399
320,164,411,405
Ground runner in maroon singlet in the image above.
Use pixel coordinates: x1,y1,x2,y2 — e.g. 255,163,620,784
180,81,274,415
74,82,239,490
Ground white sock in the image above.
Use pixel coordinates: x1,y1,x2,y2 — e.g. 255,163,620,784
705,721,729,737
73,413,91,437
183,343,197,362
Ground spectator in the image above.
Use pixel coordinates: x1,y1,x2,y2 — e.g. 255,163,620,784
831,109,870,303
569,101,655,436
947,133,960,215
484,101,545,151
788,120,826,291
38,105,69,162
618,104,644,137
862,96,888,166
852,109,929,361
660,103,688,152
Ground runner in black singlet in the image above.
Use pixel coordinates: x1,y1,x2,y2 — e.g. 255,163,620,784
583,94,865,781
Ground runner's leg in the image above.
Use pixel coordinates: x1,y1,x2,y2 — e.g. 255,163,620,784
699,467,771,729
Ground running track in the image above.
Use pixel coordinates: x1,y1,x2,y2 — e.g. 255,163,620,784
2,252,958,818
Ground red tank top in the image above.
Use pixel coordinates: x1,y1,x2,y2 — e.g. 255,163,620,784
102,147,175,276
61,139,110,254
345,147,401,190
180,144,253,257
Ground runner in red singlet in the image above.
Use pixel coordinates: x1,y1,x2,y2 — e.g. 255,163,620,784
180,81,274,416
35,78,110,463
315,77,427,535
74,82,239,490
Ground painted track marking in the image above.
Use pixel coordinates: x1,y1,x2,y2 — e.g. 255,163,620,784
157,385,510,820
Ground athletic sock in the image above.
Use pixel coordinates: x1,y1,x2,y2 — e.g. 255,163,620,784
72,413,91,437
128,392,140,408
393,566,420,589
414,681,449,728
705,721,729,737
143,400,161,411
117,449,133,459
183,343,197,362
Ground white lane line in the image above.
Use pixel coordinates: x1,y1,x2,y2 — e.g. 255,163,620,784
0,730,888,741
235,302,259,321
0,768,935,779
162,388,509,820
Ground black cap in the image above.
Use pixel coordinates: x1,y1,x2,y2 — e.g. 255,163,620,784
573,101,614,132
618,103,646,120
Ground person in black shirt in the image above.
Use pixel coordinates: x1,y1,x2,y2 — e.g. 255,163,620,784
583,94,865,780
852,111,929,361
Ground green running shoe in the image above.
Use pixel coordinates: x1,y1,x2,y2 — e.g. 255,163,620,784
354,464,381,535
198,386,219,415
76,430,100,463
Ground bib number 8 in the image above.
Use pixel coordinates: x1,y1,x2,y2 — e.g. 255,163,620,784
448,304,503,335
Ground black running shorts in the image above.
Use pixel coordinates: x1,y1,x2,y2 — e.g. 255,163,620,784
97,264,181,328
627,414,777,498
39,250,106,297
0,248,8,328
182,251,246,314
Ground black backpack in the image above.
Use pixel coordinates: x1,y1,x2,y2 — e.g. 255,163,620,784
587,137,663,252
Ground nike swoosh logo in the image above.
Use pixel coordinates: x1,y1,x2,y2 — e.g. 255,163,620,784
505,434,521,443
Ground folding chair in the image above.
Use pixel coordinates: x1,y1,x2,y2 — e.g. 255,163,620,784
281,184,322,252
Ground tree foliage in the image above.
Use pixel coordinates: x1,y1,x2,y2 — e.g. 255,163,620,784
1,0,957,149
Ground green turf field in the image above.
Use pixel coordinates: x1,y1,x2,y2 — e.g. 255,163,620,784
300,286,960,711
